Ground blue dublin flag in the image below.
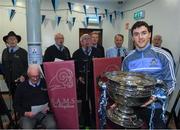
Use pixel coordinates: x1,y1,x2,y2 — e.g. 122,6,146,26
94,7,98,16
51,0,56,12
99,16,101,23
83,5,87,15
109,14,112,23
9,9,16,21
57,16,61,25
105,9,108,18
41,15,46,24
114,11,117,19
51,0,60,12
68,2,72,14
72,17,76,26
12,0,16,6
121,12,124,19
86,17,89,25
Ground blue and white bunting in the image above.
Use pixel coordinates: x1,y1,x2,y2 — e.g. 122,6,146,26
11,0,16,6
9,9,16,21
51,0,56,12
105,9,108,18
86,17,89,25
67,17,76,26
41,15,46,24
121,12,124,19
4,1,122,28
114,10,117,19
68,2,72,14
99,16,101,23
83,5,87,15
72,17,76,26
109,14,112,23
94,7,98,16
56,16,61,25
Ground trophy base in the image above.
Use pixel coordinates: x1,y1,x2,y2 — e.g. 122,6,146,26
107,105,143,128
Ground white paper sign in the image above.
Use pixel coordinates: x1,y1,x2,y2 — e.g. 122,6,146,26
54,58,64,62
31,103,48,115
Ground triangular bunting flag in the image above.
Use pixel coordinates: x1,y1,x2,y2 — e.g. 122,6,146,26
72,17,76,26
109,14,112,23
9,9,16,21
99,16,101,23
86,17,89,26
51,0,56,12
68,2,72,14
121,12,124,19
41,15,46,24
51,0,60,12
12,0,16,6
83,5,87,15
105,9,108,18
94,7,98,16
114,11,117,19
56,16,61,25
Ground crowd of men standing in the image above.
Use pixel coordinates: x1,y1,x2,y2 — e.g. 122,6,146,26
1,30,128,128
1,20,176,129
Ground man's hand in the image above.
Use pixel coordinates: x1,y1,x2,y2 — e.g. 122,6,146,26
24,112,35,118
110,103,117,109
141,96,156,107
14,75,25,83
19,75,25,82
79,77,85,84
42,106,50,114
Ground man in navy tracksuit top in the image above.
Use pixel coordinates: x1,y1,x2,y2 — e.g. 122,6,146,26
122,21,176,129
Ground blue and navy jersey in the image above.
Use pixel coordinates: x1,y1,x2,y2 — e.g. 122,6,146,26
122,43,176,95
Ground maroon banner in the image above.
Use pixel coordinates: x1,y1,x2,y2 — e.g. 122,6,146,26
43,61,79,129
93,57,121,128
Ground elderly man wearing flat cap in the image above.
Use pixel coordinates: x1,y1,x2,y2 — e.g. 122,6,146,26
2,31,28,97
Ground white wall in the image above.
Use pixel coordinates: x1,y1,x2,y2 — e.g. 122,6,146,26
119,0,180,63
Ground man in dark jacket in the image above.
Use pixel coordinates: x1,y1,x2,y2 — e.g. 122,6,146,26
2,31,28,97
43,33,71,62
152,35,174,58
13,64,56,129
152,34,176,68
72,34,101,128
90,31,105,57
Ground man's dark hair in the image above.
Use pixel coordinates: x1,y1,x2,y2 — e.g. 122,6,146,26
131,21,151,36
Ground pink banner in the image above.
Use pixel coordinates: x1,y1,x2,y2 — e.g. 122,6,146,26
93,57,121,128
43,61,79,129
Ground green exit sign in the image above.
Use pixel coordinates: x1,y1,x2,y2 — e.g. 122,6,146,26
134,10,145,20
